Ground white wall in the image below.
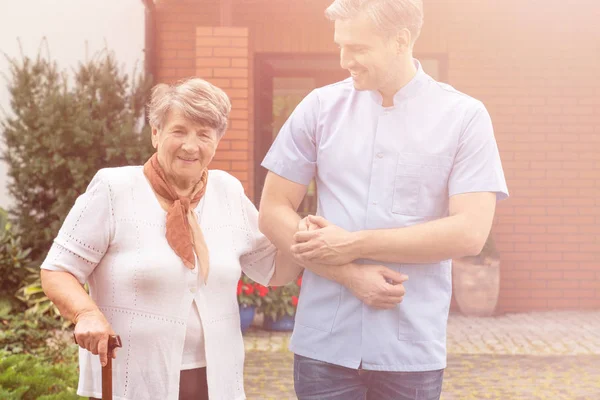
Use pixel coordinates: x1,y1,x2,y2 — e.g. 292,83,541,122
0,0,146,209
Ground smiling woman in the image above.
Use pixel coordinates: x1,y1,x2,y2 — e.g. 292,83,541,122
39,77,295,400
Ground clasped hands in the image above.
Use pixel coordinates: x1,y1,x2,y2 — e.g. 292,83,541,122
291,215,408,309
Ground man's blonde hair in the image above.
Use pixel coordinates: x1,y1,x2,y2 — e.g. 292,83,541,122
325,0,424,44
147,78,231,137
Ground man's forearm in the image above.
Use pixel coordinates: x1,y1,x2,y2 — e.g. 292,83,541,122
259,205,352,285
352,214,486,264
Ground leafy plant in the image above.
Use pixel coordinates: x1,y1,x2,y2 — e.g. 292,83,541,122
237,274,270,308
0,312,76,364
0,351,81,399
0,207,32,297
258,275,302,321
1,45,154,320
1,46,153,264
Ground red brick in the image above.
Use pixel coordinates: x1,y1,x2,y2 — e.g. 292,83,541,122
564,271,596,280
515,281,547,289
514,225,546,234
502,289,532,299
177,50,196,59
195,47,213,57
161,58,194,68
217,141,231,150
196,37,234,47
531,252,563,261
505,270,531,279
564,289,595,298
196,57,231,67
195,68,213,78
512,205,547,216
231,38,249,47
231,58,249,68
176,68,195,77
232,161,248,170
531,289,558,299
224,130,249,140
230,109,249,119
195,27,214,36
214,68,248,78
213,151,248,161
214,48,248,57
531,271,562,280
231,99,248,109
205,78,231,88
213,27,248,37
231,141,249,150
548,280,579,289
230,171,249,182
209,160,231,170
580,280,600,289
529,234,563,243
514,243,546,252
546,208,579,216
547,298,580,308
502,252,532,261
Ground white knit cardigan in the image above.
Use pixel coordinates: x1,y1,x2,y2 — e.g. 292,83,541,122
40,166,276,400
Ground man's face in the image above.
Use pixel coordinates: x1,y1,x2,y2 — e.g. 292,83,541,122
334,13,401,92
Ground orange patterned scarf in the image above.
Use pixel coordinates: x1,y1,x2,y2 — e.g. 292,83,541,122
143,153,210,282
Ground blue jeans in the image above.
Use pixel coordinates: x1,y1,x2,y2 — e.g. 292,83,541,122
294,354,444,400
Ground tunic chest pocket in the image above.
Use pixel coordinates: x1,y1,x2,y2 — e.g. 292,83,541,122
391,153,453,217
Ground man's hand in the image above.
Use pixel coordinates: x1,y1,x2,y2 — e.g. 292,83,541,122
344,264,408,309
73,310,117,366
291,215,358,265
297,215,320,232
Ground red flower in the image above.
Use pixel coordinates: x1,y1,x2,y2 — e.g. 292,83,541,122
255,284,269,297
243,283,255,295
291,296,298,306
296,276,302,286
237,280,243,296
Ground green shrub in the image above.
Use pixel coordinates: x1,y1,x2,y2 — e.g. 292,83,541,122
1,48,154,264
0,312,77,364
0,208,32,298
0,351,82,399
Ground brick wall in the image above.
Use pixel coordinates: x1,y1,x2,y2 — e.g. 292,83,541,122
416,0,600,312
195,27,252,196
154,0,600,312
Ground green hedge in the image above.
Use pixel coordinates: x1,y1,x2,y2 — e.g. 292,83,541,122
0,352,82,399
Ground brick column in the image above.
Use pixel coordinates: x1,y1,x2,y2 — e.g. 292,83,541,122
195,27,252,197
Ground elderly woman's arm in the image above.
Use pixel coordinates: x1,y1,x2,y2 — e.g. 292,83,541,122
40,170,117,365
41,270,116,366
268,251,303,286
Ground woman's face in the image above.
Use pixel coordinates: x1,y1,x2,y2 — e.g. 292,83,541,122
152,108,219,190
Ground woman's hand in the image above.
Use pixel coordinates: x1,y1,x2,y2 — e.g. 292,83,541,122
292,215,359,266
74,310,117,366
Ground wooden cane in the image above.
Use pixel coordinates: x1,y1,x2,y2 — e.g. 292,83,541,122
102,335,122,400
73,333,122,400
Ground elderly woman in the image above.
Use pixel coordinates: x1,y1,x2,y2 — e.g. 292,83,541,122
40,78,296,400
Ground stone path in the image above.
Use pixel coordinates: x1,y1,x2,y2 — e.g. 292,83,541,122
243,311,600,399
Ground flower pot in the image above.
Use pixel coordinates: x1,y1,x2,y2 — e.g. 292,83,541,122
263,314,295,331
239,304,256,333
452,257,500,317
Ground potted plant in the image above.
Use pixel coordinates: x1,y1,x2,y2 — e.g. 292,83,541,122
452,231,501,317
237,274,269,333
258,275,302,331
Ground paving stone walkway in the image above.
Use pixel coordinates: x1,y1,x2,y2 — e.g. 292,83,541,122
243,311,600,399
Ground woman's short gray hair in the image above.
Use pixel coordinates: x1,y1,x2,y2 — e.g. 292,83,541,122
147,78,232,138
325,0,424,44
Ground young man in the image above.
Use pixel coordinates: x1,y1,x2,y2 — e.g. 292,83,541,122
259,0,508,399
